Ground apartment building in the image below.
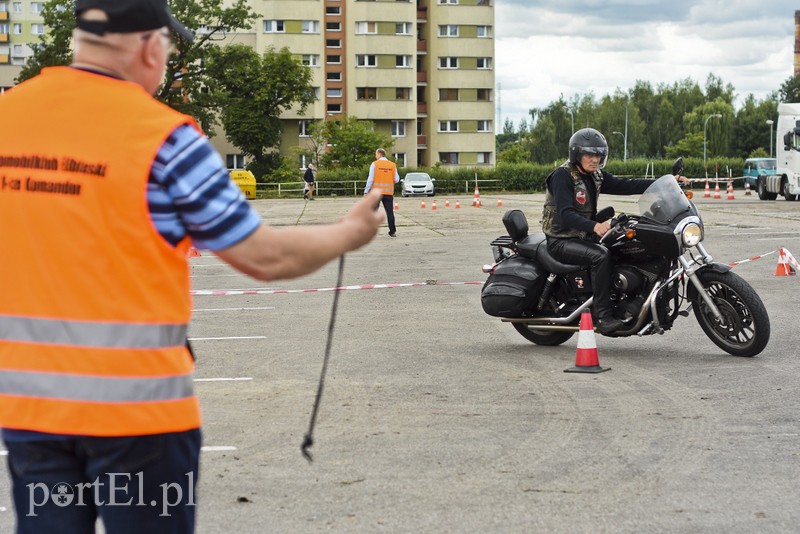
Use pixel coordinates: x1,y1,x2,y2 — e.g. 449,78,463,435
214,0,495,169
0,0,45,90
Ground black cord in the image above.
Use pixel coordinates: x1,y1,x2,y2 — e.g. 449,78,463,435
301,255,345,463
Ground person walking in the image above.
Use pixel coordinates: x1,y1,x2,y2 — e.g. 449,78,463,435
303,162,315,200
364,148,400,237
0,1,382,532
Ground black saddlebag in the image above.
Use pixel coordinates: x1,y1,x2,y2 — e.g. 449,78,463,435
481,257,545,317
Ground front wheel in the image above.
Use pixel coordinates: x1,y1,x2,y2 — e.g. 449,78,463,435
691,270,770,357
512,324,574,346
782,180,797,201
757,179,777,200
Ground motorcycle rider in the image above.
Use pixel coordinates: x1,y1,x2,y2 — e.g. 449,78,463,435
541,127,688,334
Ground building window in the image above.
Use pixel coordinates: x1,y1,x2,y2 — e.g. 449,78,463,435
477,57,492,69
264,20,285,33
12,23,21,34
30,2,43,13
302,20,319,33
327,71,342,81
438,57,458,69
355,22,377,34
438,0,458,4
12,43,24,56
395,88,410,100
326,22,341,31
12,2,21,13
476,25,492,38
226,154,246,169
395,55,411,68
301,54,320,67
477,88,491,101
299,120,312,137
391,121,406,137
438,25,458,37
325,6,341,15
439,88,459,101
438,121,458,132
0,3,6,12
326,55,342,64
477,120,492,132
356,87,377,100
31,23,44,34
477,152,491,164
439,152,459,164
327,88,342,98
326,39,341,48
356,55,377,67
327,103,342,114
393,153,406,166
395,22,412,35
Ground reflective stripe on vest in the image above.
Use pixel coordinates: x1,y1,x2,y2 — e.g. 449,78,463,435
0,67,201,436
372,159,397,195
0,316,187,349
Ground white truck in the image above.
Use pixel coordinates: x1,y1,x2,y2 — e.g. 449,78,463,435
758,102,800,201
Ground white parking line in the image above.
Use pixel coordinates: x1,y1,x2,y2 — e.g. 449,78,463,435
193,307,275,312
188,336,267,341
194,377,253,382
201,446,237,452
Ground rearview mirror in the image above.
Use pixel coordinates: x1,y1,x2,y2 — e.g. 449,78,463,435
672,157,684,176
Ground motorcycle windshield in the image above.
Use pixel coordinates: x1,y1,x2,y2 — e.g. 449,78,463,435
637,175,692,224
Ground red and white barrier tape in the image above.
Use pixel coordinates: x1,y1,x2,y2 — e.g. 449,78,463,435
191,281,483,297
727,250,777,267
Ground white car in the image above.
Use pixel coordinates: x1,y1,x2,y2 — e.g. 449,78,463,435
401,172,436,197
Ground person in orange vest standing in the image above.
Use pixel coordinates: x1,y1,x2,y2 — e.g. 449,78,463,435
364,148,400,237
0,1,382,532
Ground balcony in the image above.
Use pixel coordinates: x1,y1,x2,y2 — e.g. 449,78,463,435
416,71,427,83
416,6,427,21
417,135,427,148
417,102,427,115
416,39,427,54
0,54,8,64
0,11,8,21
0,33,8,43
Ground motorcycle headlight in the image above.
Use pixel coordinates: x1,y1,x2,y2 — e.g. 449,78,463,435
681,222,703,247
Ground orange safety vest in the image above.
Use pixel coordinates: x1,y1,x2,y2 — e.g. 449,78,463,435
371,158,397,195
0,67,202,436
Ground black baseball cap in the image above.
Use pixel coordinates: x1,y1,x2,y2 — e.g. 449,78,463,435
75,0,194,43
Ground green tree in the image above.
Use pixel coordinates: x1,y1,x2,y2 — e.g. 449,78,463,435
204,44,314,176
778,75,800,103
319,116,394,168
15,0,75,83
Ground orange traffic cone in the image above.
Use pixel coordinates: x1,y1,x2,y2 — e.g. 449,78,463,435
431,200,437,210
564,310,610,374
713,181,721,199
703,179,711,198
744,181,752,195
188,247,201,258
420,199,426,209
474,198,481,208
726,181,735,200
394,200,399,210
497,197,503,207
445,199,450,207
455,200,461,209
472,185,481,206
775,247,797,276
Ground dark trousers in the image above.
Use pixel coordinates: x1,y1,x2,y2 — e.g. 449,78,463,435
376,194,396,234
547,237,614,318
4,429,201,534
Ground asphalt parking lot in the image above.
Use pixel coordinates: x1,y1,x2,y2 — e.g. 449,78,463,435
2,189,800,532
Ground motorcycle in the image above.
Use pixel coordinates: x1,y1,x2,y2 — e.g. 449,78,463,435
480,158,770,357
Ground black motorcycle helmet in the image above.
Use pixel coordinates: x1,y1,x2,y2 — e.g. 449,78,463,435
568,128,608,169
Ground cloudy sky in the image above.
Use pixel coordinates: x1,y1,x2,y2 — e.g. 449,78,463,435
494,0,797,127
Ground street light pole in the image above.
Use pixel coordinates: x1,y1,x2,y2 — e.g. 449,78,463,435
703,113,722,170
766,119,775,158
612,131,627,161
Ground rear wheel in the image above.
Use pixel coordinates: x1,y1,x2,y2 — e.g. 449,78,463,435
757,179,777,200
691,270,770,357
512,324,574,346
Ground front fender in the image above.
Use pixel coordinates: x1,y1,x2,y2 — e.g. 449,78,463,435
686,262,732,301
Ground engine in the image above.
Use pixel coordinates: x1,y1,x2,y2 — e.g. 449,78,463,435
612,266,645,296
